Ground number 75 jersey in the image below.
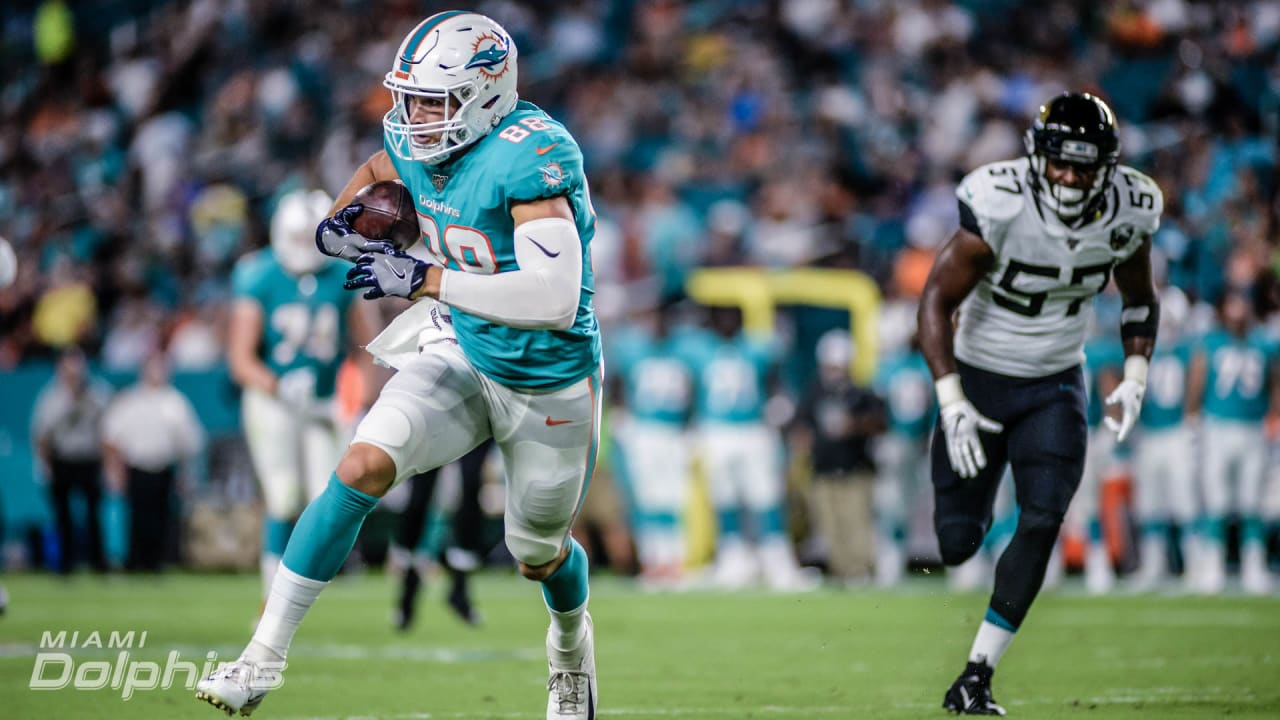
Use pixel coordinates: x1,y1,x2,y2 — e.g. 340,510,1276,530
953,157,1163,378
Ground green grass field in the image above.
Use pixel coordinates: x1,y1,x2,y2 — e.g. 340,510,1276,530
0,571,1276,719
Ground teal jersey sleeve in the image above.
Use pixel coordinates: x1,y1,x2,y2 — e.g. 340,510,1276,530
229,250,352,397
878,352,935,439
1083,339,1123,429
387,101,601,391
1139,340,1190,430
1200,329,1271,421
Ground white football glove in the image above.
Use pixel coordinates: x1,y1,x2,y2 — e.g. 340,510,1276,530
1104,356,1148,443
936,374,1004,479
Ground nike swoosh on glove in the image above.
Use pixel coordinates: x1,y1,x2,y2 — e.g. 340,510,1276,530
939,399,1004,479
1104,379,1145,442
344,246,430,299
316,204,383,262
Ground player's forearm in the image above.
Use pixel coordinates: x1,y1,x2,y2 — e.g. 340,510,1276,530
917,292,959,379
428,217,582,331
228,354,277,395
435,266,577,330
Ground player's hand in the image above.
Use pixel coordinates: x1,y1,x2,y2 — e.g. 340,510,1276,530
276,367,317,411
1104,379,1145,443
344,246,430,300
939,399,1004,478
935,374,1003,479
316,204,382,262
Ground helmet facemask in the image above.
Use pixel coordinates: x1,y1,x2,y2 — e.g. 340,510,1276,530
382,12,519,166
1024,93,1120,225
383,82,482,164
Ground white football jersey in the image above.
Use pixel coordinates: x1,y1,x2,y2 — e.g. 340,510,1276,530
953,157,1162,377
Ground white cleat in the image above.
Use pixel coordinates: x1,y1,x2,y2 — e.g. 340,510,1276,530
1241,545,1272,596
546,613,597,720
1085,543,1115,596
195,658,282,716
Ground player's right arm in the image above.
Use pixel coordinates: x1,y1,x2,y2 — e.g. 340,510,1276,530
918,185,1005,478
918,226,994,380
317,152,403,262
328,151,401,216
227,298,278,396
1184,344,1207,418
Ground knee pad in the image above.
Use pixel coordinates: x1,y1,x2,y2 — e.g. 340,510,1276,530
504,524,563,567
937,520,985,566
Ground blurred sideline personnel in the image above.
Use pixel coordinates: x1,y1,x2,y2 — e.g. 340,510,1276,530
227,189,379,600
32,347,111,574
199,12,604,720
607,301,697,586
792,330,885,584
102,352,205,572
1130,286,1197,592
872,331,934,586
693,306,814,590
1185,290,1278,595
918,93,1161,715
0,236,14,611
390,439,494,630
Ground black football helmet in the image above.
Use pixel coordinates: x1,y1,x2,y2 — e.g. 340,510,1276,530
1024,92,1120,222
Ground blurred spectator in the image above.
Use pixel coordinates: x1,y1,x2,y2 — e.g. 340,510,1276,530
31,347,110,574
791,330,885,584
102,352,205,572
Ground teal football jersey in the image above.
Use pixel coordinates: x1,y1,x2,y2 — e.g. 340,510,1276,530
689,331,774,424
1083,337,1124,429
874,350,934,439
231,250,352,397
1139,340,1191,430
608,326,696,426
1199,328,1275,422
386,100,601,390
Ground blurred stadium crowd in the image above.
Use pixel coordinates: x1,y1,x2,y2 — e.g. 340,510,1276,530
0,1,1278,593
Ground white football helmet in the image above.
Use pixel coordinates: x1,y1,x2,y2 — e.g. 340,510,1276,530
383,11,519,165
0,236,15,289
271,189,333,276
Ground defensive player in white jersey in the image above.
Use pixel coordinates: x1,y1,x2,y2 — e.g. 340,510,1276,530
918,93,1161,715
228,189,380,604
199,12,603,720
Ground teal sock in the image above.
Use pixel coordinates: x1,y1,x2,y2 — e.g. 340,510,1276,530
281,474,380,581
1088,518,1104,543
754,507,783,536
264,517,295,557
1242,516,1264,545
542,538,589,612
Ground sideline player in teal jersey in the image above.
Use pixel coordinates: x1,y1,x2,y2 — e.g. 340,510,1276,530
199,13,603,720
872,336,934,586
228,188,380,604
1075,332,1124,595
1186,290,1278,595
688,306,813,590
607,303,697,585
1129,287,1197,592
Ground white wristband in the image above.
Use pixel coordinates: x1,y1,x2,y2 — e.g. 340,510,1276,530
935,373,965,408
1123,355,1149,386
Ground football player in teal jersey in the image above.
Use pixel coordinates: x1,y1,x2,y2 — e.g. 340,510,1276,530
1075,331,1124,595
227,188,380,605
1130,287,1198,592
200,13,603,720
872,335,934,586
607,302,697,586
1185,290,1278,595
689,306,814,590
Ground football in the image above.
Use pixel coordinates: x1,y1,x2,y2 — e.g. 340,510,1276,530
350,180,419,250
